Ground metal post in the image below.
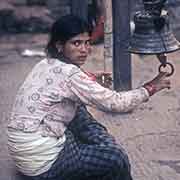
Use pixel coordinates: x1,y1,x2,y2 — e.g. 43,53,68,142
112,0,132,91
71,0,88,22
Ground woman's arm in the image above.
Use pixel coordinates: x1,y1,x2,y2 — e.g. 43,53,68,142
67,69,149,113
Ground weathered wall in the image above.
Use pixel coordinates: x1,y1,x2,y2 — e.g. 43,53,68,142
0,0,71,33
1,0,180,37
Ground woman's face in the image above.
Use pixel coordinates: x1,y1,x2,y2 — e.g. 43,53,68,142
62,32,91,66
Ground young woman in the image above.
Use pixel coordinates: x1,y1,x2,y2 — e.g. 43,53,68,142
7,15,170,180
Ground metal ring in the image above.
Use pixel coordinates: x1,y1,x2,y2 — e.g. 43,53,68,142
158,62,175,77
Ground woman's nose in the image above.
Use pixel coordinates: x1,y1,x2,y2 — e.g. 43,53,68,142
77,40,91,53
80,44,88,52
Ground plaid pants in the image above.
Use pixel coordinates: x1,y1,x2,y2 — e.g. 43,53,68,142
31,106,133,180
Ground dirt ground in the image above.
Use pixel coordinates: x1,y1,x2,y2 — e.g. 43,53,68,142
0,34,180,180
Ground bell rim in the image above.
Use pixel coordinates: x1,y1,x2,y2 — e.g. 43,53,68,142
128,45,180,54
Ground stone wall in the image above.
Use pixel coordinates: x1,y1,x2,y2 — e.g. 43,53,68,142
1,0,180,39
0,0,71,33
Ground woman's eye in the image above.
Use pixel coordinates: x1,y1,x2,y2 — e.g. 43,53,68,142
85,40,91,46
71,40,91,47
72,41,80,47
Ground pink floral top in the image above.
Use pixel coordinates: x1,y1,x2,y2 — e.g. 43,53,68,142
8,58,149,138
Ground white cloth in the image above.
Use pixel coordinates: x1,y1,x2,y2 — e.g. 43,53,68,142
8,128,65,176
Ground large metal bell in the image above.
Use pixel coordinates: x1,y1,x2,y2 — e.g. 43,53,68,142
129,1,180,54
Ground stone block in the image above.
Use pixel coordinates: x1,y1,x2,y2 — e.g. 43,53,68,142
46,0,70,7
27,0,47,6
0,1,14,12
0,0,73,33
13,6,53,33
20,17,50,33
0,2,17,33
11,0,27,6
49,6,71,19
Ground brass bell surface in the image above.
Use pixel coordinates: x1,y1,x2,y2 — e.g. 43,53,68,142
129,12,180,54
143,0,166,16
129,0,180,54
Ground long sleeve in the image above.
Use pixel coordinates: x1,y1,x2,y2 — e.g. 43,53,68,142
67,69,149,113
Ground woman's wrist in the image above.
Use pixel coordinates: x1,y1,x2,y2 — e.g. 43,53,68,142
143,83,157,96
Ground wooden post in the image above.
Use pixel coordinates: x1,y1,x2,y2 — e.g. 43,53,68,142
112,0,132,91
71,0,88,22
104,0,113,73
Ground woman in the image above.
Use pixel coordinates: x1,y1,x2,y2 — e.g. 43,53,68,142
7,15,170,180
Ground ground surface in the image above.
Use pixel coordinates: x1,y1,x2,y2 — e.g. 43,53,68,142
0,34,180,180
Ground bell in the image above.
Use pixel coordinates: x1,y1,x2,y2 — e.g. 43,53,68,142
129,0,180,54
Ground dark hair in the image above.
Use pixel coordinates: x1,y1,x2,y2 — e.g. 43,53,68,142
46,15,91,58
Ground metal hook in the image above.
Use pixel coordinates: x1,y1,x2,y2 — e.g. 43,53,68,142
158,62,175,77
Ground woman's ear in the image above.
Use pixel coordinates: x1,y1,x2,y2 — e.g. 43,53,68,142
55,41,63,53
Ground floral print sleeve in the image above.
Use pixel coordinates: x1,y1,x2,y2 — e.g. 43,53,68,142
68,68,149,113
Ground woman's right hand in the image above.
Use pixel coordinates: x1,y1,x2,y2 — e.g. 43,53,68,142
143,72,171,96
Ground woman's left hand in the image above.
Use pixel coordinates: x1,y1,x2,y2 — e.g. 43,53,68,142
143,72,171,96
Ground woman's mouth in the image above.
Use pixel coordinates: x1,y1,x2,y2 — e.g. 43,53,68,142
79,55,87,58
79,56,87,61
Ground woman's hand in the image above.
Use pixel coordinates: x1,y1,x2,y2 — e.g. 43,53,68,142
95,71,113,88
143,72,171,96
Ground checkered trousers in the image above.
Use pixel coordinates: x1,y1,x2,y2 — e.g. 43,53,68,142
31,105,133,180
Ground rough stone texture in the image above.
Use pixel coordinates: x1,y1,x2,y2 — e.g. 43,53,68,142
13,6,52,33
169,4,180,40
46,0,70,19
27,0,46,6
0,0,70,33
1,0,180,38
11,0,28,6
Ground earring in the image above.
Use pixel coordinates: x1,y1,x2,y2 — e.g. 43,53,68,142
58,49,62,54
57,49,64,58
